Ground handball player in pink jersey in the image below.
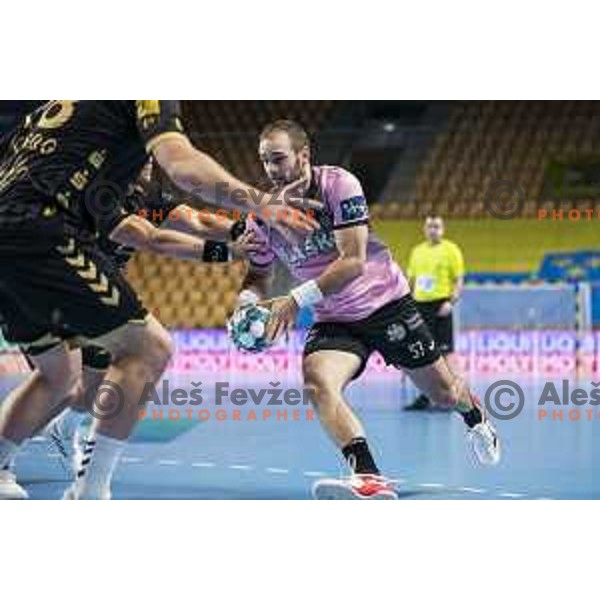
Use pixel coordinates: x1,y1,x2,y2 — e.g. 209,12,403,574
236,120,500,500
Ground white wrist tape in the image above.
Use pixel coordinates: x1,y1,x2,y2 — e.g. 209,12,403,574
238,289,260,307
290,279,323,308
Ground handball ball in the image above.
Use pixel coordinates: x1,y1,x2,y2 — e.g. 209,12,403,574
227,304,272,353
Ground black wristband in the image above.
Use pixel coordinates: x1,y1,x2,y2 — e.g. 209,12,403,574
202,240,230,262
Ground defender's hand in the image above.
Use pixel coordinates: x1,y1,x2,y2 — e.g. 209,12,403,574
230,230,265,259
270,169,323,235
280,168,322,213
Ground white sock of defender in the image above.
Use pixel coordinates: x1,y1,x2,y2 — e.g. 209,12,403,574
0,436,20,471
77,433,125,493
54,408,87,438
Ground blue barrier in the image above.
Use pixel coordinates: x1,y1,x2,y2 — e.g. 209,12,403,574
539,251,600,282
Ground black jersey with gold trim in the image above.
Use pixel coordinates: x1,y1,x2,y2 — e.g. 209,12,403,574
0,100,184,235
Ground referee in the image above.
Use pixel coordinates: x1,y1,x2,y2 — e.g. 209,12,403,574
404,215,465,411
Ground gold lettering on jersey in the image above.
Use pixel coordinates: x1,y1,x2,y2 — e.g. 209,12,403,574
40,139,57,155
0,156,29,194
88,149,107,170
22,132,44,150
22,132,57,156
70,169,90,191
37,101,76,130
56,192,71,209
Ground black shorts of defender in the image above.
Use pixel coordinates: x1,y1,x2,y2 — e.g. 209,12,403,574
15,344,112,372
0,231,147,357
80,345,112,370
303,295,441,380
415,298,454,355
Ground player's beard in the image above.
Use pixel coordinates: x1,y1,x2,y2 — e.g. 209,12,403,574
270,159,305,192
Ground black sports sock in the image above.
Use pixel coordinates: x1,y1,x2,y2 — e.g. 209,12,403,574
411,394,432,408
342,437,380,475
462,405,483,428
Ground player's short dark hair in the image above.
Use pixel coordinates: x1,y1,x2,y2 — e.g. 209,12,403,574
260,119,310,152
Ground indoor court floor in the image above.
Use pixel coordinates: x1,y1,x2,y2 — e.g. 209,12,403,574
1,372,598,500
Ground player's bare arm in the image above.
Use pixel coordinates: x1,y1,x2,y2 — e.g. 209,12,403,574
161,203,234,239
110,214,209,261
151,136,320,232
157,204,264,259
264,225,368,343
315,225,368,294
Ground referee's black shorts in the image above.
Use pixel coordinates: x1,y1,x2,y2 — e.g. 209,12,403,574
414,298,454,355
0,223,147,356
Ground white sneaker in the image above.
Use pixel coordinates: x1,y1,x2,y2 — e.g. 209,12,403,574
312,474,398,500
0,468,28,500
62,480,111,500
46,419,84,477
468,420,501,466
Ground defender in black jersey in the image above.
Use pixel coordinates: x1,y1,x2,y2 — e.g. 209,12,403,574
0,100,313,500
5,161,258,478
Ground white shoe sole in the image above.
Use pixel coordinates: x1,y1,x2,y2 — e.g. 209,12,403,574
62,485,111,500
62,486,75,500
0,486,29,500
312,478,398,500
477,446,501,466
0,492,28,500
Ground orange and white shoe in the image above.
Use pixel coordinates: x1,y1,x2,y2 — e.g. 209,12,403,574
312,474,398,500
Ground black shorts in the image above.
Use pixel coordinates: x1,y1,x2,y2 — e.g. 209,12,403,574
0,227,147,356
415,299,454,355
81,345,112,370
303,295,441,380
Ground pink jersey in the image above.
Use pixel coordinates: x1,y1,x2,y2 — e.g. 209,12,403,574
246,166,410,322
